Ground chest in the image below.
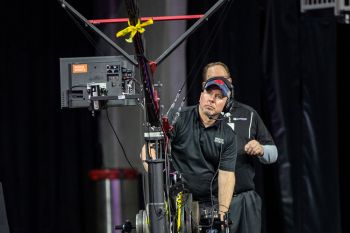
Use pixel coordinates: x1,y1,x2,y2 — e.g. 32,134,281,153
228,113,256,141
227,113,256,157
175,121,225,162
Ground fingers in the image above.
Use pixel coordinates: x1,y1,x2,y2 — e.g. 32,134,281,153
244,140,263,156
141,143,157,160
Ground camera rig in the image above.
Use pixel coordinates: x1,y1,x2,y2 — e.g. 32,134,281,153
58,0,231,232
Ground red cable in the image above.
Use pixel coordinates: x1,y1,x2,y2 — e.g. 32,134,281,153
89,15,204,24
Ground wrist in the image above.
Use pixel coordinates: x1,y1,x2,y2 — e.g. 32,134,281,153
219,204,229,213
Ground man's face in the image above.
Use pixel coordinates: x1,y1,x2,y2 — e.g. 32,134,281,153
205,65,231,82
199,85,228,117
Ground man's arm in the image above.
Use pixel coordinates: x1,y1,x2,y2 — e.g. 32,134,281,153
140,143,157,172
218,169,235,220
246,110,278,163
244,140,278,164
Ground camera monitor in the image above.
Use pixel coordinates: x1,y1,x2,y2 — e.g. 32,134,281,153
60,56,141,110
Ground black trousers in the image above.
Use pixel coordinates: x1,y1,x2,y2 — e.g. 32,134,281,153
228,190,262,233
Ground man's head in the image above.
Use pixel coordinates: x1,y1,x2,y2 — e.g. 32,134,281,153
202,62,232,83
202,62,234,113
199,77,231,119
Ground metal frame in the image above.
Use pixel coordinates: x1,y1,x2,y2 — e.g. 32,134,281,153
300,0,350,15
335,0,350,15
300,0,336,13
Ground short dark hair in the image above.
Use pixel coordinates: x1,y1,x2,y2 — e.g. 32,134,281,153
202,62,231,81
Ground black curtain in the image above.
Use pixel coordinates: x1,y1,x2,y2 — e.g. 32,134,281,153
0,1,102,233
298,11,340,233
187,0,342,233
0,0,347,233
338,22,349,233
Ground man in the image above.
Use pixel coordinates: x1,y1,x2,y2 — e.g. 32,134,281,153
202,62,278,233
141,77,237,229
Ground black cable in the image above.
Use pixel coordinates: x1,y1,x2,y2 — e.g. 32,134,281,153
207,120,224,229
164,137,173,227
105,108,135,169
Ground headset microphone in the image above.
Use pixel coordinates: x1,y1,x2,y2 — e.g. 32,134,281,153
207,113,220,120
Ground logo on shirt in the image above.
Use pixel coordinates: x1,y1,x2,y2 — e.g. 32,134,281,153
233,117,247,121
214,137,224,144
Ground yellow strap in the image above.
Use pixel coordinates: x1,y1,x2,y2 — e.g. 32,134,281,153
176,192,183,231
116,19,153,43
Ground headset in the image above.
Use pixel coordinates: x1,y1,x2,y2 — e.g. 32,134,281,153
203,76,234,113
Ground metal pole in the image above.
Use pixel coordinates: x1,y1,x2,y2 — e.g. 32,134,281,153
147,158,167,232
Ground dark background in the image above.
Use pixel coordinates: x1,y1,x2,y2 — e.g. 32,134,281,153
0,0,347,233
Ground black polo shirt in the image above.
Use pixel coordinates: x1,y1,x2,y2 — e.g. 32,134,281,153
226,101,275,194
170,105,237,201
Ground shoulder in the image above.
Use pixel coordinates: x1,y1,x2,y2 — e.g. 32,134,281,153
232,101,258,115
230,101,264,124
173,105,197,127
177,105,196,119
179,105,196,114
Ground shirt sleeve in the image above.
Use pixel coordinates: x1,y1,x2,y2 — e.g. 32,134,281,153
169,111,181,140
259,145,278,164
219,130,237,172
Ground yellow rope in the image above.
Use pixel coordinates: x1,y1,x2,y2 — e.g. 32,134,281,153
116,19,153,43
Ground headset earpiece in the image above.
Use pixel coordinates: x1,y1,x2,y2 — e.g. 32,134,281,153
224,84,234,113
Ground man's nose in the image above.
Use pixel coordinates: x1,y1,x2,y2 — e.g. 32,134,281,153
208,94,215,102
